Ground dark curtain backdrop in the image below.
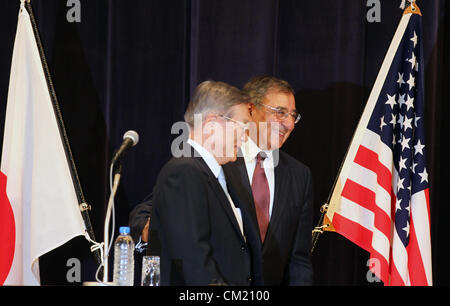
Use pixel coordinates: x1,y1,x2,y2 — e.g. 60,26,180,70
0,0,448,285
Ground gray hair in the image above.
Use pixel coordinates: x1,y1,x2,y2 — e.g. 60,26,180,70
242,75,294,106
184,80,249,127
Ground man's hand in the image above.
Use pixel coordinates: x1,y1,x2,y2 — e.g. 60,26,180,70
141,218,150,242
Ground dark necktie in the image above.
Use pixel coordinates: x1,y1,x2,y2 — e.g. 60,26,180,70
251,152,270,242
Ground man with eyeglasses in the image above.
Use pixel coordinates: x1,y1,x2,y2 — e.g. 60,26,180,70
223,75,313,285
147,80,264,285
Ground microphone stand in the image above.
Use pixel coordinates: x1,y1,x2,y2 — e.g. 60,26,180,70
96,130,138,285
102,162,122,284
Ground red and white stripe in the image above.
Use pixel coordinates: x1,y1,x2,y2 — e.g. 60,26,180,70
333,129,431,286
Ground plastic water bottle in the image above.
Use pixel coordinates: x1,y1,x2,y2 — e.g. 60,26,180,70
113,226,135,286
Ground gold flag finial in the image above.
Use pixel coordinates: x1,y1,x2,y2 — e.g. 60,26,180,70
403,1,422,16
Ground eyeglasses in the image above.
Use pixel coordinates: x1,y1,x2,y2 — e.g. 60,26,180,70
256,102,301,124
218,115,250,131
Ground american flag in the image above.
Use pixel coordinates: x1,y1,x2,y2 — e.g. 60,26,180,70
325,5,432,285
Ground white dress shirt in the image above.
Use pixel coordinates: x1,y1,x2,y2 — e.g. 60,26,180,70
240,137,275,218
187,139,244,236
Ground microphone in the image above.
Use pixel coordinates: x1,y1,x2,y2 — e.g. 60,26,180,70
103,130,139,283
111,130,139,165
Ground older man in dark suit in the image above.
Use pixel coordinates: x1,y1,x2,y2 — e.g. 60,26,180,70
148,81,263,286
223,76,313,285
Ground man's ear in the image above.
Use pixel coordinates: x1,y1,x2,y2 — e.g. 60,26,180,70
202,113,217,138
248,103,254,116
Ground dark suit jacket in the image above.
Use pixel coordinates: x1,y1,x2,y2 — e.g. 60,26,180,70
148,145,263,286
223,149,313,285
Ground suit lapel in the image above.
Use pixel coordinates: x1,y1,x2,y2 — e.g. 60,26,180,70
190,149,246,243
224,151,290,250
223,158,260,236
234,156,253,198
265,150,288,248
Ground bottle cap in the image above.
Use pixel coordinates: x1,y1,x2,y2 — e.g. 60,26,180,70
119,226,130,235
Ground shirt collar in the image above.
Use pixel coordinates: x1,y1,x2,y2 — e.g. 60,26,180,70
240,136,273,163
187,138,222,179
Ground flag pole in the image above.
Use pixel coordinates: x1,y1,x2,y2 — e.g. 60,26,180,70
311,134,354,253
23,0,102,271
